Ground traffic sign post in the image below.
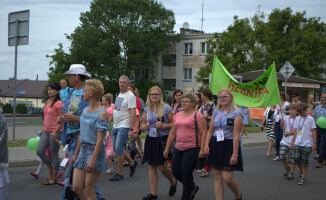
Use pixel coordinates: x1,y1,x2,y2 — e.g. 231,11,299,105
280,61,295,95
8,10,30,141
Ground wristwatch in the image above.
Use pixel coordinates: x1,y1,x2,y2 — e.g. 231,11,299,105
129,128,133,131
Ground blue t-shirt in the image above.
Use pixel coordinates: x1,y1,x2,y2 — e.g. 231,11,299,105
213,109,242,139
80,107,109,144
59,87,70,104
66,88,84,134
144,104,171,137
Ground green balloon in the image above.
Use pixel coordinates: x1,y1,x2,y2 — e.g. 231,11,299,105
27,138,38,152
317,117,326,129
35,136,40,141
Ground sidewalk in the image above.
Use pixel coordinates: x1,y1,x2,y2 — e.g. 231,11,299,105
8,132,268,168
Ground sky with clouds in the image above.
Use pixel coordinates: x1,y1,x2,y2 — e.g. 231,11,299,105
1,0,325,81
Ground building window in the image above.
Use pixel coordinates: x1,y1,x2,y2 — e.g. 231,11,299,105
183,68,192,80
201,42,210,54
184,43,193,55
163,54,176,66
163,79,176,90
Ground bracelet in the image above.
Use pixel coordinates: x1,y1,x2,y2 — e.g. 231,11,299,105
129,128,133,131
232,154,238,157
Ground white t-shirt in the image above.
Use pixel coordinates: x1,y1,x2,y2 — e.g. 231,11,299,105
274,102,291,122
293,115,316,147
280,115,297,146
113,91,136,128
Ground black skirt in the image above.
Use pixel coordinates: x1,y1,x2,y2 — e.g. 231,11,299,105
143,135,168,166
207,138,243,171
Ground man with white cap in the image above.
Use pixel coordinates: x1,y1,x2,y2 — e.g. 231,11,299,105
57,64,104,200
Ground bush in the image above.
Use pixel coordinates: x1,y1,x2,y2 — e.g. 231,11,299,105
16,103,27,114
2,103,12,113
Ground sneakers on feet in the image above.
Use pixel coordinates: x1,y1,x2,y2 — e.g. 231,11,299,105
287,173,294,180
57,172,64,178
298,178,307,185
106,169,113,175
30,171,39,179
129,160,138,177
142,193,158,200
283,167,291,177
109,173,124,181
169,181,177,196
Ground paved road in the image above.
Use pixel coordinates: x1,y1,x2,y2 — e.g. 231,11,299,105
8,146,326,200
6,117,42,124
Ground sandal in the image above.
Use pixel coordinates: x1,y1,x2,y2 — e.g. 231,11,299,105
43,179,57,185
265,154,271,157
200,170,209,177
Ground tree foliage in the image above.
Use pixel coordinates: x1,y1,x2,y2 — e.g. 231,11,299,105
196,7,326,86
47,0,175,95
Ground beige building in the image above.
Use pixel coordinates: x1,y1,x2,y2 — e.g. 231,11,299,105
154,27,213,100
0,80,48,110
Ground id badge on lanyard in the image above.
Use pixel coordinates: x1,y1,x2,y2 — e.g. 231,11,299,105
214,128,224,142
148,127,157,137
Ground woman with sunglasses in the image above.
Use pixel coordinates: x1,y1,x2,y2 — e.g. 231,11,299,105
204,88,243,200
140,86,176,200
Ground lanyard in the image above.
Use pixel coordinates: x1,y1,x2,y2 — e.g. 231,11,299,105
151,109,156,125
288,117,295,131
298,116,307,131
218,109,230,128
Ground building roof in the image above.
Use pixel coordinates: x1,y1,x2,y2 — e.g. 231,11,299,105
234,70,326,84
0,80,48,98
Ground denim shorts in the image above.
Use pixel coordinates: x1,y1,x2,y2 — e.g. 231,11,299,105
111,127,129,154
73,143,107,171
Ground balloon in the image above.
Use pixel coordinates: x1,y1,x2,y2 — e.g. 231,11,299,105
35,136,40,141
317,117,326,129
27,138,38,152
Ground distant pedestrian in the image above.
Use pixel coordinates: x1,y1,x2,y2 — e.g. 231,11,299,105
261,106,276,157
0,106,9,200
171,90,183,114
289,103,317,185
238,106,249,138
141,86,176,200
164,92,207,200
72,79,109,199
204,88,243,200
59,79,70,104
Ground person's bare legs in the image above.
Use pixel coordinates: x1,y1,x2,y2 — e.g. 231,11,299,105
158,161,176,186
116,154,125,174
73,168,87,200
85,171,101,200
148,165,158,195
106,156,114,170
125,152,135,166
212,169,224,200
136,136,144,157
222,171,241,199
267,140,274,156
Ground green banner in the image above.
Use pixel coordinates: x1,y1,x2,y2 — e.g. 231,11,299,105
209,56,281,108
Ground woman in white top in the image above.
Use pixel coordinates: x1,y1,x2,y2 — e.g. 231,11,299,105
273,91,291,161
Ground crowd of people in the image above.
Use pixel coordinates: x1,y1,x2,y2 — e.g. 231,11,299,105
260,91,325,185
2,63,324,200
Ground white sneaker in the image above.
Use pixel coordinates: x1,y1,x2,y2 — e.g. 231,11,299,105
106,169,113,175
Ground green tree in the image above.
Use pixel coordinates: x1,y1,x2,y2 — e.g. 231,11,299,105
47,0,176,95
196,7,326,86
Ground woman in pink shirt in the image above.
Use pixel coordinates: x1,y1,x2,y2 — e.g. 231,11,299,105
36,82,63,185
164,92,207,200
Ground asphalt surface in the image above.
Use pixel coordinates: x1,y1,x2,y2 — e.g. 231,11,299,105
7,146,326,200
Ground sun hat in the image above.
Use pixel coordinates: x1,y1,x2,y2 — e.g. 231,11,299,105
63,64,91,77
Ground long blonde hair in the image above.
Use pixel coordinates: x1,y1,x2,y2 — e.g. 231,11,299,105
146,86,165,118
217,88,239,112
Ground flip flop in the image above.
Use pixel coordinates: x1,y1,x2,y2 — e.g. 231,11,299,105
200,170,209,177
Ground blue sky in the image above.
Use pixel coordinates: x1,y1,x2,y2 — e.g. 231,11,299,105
1,0,325,80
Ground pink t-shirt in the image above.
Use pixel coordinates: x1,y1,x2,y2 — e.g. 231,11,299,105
44,100,64,132
174,111,204,151
106,104,115,116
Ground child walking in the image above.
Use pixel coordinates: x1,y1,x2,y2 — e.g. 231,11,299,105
279,104,297,178
289,103,317,185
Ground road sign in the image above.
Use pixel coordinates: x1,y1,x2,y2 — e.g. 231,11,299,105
8,10,30,46
280,61,295,80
